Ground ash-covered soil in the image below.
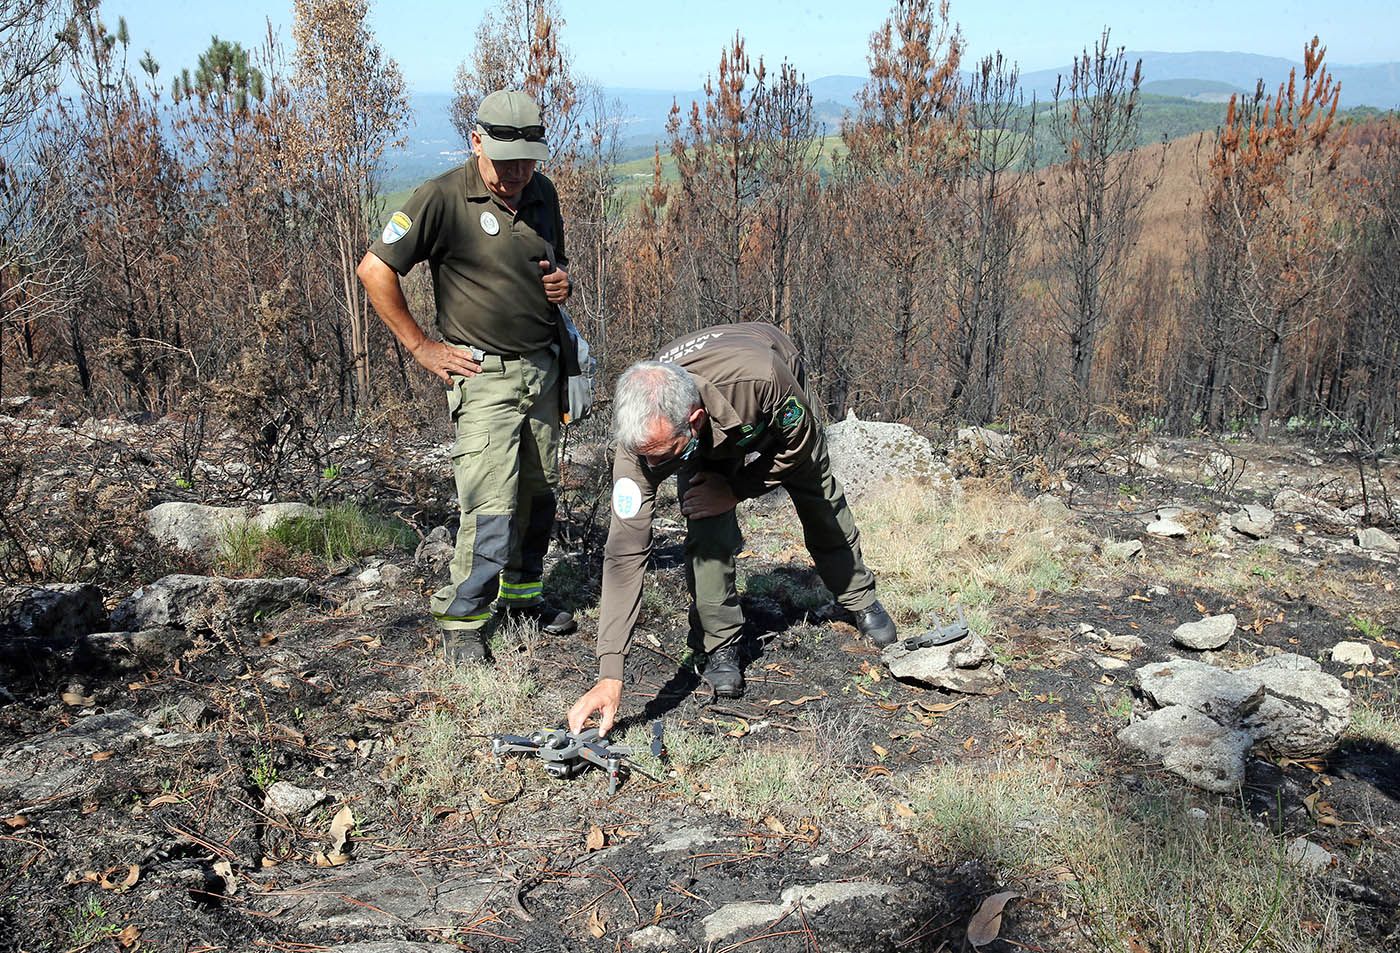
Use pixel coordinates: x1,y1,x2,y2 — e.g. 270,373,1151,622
2,416,1399,952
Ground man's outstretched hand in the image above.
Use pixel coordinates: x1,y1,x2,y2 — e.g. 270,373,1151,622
567,678,622,736
412,339,481,383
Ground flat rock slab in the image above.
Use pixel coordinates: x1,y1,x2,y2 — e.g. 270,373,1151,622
0,584,106,644
145,501,325,553
111,574,313,631
1172,613,1237,650
650,825,723,854
1147,519,1189,538
882,630,1004,695
81,628,190,669
0,709,145,804
702,881,901,944
254,861,511,933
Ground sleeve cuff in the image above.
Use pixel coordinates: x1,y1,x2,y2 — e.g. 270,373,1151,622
598,653,625,681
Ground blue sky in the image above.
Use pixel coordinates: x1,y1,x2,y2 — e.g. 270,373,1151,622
102,0,1399,93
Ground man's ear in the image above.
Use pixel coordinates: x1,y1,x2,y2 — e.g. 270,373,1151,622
688,406,707,430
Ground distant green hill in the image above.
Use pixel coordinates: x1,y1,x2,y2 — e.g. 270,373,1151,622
1142,78,1242,102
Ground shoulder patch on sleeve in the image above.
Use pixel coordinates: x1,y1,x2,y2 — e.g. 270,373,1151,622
612,477,642,519
382,211,412,244
777,396,805,430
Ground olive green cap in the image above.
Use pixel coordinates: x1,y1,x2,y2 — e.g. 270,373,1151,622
475,89,551,161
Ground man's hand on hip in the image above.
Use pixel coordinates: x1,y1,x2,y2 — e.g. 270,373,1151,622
681,471,738,520
412,340,481,383
540,260,572,304
568,678,622,736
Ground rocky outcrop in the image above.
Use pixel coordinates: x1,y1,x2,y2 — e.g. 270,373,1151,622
1171,613,1237,651
110,574,313,631
825,412,961,502
1120,654,1351,791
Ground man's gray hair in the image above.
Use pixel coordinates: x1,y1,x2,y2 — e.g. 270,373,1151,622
613,361,700,452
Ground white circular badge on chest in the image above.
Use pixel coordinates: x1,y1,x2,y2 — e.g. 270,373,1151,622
612,477,642,519
479,211,500,235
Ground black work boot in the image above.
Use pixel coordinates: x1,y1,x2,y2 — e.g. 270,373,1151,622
856,601,898,648
702,642,745,697
441,629,487,665
499,602,577,636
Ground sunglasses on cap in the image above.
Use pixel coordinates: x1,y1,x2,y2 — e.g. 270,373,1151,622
477,120,547,143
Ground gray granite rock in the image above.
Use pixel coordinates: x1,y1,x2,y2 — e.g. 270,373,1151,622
145,501,325,553
825,412,961,503
1272,489,1352,526
1285,837,1336,875
1172,614,1237,650
1231,505,1276,539
628,926,684,950
1355,527,1399,554
1135,655,1350,756
1117,705,1253,793
81,628,190,669
0,584,106,644
882,630,1004,695
702,881,900,943
263,781,329,816
1102,539,1144,561
1331,641,1376,666
111,574,312,631
253,860,511,932
1147,519,1189,538
0,709,144,804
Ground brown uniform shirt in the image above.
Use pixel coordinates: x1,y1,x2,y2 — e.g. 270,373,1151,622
596,323,821,680
367,160,566,355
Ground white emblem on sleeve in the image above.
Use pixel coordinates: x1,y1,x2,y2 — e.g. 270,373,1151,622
479,211,500,235
382,211,411,244
612,477,642,519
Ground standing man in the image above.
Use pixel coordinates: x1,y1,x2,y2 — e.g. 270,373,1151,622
358,89,576,662
568,323,897,735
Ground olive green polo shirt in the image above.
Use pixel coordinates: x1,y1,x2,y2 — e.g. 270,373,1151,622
368,159,567,355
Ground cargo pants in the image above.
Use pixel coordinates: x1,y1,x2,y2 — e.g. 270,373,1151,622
430,345,561,632
677,433,876,653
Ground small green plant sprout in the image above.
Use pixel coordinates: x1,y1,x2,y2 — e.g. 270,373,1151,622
66,897,118,946
321,464,342,480
1349,615,1385,641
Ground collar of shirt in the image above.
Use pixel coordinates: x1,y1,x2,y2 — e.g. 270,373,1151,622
694,378,745,453
462,158,544,213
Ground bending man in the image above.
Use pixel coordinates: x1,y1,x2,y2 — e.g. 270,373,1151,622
568,323,896,734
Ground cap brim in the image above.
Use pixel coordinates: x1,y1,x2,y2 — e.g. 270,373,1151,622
477,135,550,162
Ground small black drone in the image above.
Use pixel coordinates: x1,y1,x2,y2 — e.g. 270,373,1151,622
491,722,665,795
898,605,971,650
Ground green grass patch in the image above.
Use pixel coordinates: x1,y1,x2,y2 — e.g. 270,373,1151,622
217,503,414,576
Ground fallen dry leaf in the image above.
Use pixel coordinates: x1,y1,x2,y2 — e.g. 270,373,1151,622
3,816,28,829
116,924,141,948
915,699,964,715
875,702,901,712
967,890,1021,946
212,859,237,896
725,718,750,739
871,743,889,759
585,825,606,851
327,804,354,862
61,690,94,707
99,864,140,893
91,751,114,762
147,794,182,807
763,816,789,835
588,907,606,939
893,801,916,819
1303,792,1344,827
963,736,977,751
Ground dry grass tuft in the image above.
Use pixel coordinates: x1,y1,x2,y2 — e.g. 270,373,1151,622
854,483,1075,624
